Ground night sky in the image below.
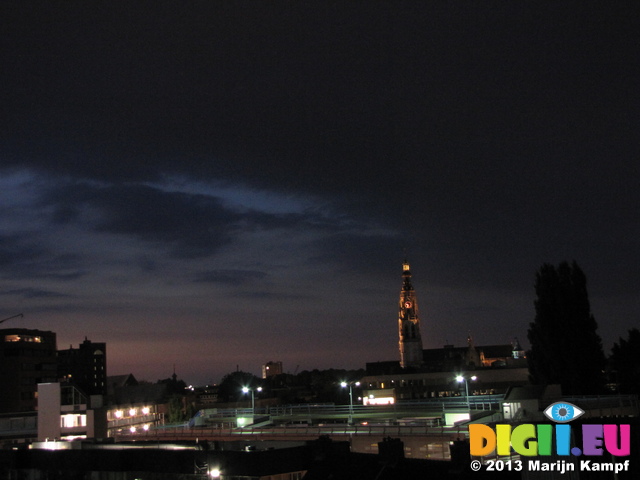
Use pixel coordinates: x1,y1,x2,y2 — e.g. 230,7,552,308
1,2,638,385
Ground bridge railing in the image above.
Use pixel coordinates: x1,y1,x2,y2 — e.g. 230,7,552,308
185,395,638,419
117,423,468,440
198,394,504,420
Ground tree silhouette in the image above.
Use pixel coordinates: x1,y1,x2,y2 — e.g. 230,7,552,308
217,371,261,403
610,328,640,394
527,261,606,394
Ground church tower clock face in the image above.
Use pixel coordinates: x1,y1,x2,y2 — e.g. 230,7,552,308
398,260,424,368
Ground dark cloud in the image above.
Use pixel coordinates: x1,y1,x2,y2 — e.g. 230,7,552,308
235,291,309,301
193,269,267,285
0,235,85,281
0,235,45,268
309,231,403,276
4,3,636,191
41,181,368,260
0,288,68,299
45,183,240,258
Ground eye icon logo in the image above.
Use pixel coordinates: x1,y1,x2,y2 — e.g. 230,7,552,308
543,402,585,423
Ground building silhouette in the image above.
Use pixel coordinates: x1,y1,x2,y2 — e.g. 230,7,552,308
0,329,57,413
58,337,107,396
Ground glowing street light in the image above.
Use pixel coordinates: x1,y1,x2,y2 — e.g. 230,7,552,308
241,386,262,414
340,381,361,425
456,375,477,410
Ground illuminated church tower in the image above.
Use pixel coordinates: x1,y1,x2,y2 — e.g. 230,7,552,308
398,261,424,368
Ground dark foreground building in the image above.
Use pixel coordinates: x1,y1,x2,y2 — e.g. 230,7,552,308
2,434,637,479
0,329,57,413
0,437,526,480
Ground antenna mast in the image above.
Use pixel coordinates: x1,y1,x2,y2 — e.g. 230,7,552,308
0,313,23,325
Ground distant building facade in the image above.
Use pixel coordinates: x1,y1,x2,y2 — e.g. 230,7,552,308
262,361,283,379
58,337,107,396
0,329,57,413
105,374,167,436
362,365,530,402
366,338,529,402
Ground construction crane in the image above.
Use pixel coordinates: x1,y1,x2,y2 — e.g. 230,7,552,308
0,313,23,325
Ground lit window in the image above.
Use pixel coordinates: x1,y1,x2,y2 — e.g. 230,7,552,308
60,414,86,428
363,397,395,406
4,335,42,343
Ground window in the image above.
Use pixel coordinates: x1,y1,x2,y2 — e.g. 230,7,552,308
61,414,86,428
4,335,42,343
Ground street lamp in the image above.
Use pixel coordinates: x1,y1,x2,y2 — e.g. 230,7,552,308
455,375,477,411
340,381,361,425
241,386,262,414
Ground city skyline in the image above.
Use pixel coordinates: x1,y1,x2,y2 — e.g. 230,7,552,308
1,3,638,385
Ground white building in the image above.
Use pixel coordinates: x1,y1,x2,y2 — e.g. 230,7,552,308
37,383,106,441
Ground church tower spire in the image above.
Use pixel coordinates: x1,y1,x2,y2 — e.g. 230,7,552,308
398,260,424,368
